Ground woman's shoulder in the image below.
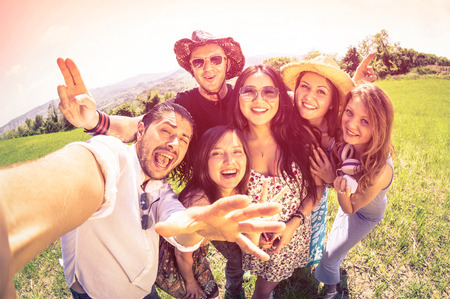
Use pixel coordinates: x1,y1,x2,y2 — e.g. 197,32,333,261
372,161,394,191
180,189,211,208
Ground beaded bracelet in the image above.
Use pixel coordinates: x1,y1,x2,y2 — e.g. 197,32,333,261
84,110,110,136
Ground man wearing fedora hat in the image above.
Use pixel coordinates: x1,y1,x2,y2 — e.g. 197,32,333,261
58,30,245,140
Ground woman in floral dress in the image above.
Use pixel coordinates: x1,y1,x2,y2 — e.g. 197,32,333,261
230,65,324,298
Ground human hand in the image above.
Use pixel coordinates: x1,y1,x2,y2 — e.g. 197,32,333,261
155,195,285,261
266,217,298,254
184,280,206,299
309,146,335,186
246,182,288,247
353,53,377,84
334,175,352,197
57,58,99,130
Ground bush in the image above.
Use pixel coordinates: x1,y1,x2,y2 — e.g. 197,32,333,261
410,67,438,75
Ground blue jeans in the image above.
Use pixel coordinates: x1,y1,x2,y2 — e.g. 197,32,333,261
70,284,160,299
211,241,243,297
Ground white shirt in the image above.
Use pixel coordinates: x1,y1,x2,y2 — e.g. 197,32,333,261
61,135,200,299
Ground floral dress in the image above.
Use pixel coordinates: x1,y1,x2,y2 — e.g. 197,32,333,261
156,238,218,298
242,165,312,282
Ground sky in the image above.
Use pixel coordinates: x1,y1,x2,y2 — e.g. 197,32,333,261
0,0,449,127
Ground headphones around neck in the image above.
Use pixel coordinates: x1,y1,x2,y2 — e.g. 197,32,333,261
337,143,361,194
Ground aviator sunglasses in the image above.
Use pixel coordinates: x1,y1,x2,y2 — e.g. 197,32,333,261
190,55,227,69
239,86,280,103
140,193,160,230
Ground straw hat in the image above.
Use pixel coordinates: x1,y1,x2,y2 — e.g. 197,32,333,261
280,55,354,107
174,30,245,80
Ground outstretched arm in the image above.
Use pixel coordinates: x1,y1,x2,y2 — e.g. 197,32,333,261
0,201,14,299
155,196,285,261
0,145,105,275
57,58,141,142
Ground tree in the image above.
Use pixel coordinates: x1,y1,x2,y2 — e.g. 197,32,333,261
110,102,136,117
341,46,360,77
32,115,44,135
164,92,175,101
24,118,33,131
43,103,62,133
60,116,75,131
142,92,161,114
263,56,299,72
17,125,28,137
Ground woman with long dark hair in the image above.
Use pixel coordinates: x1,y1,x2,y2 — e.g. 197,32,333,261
281,55,355,266
231,64,323,298
156,125,250,299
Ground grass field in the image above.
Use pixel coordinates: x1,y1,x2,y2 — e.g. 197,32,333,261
1,78,449,298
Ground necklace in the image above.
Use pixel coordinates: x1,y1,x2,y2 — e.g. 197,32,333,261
249,138,272,158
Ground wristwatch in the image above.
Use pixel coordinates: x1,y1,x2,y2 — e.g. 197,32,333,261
292,211,305,225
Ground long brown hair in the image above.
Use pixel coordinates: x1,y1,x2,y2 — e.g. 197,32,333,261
337,83,395,190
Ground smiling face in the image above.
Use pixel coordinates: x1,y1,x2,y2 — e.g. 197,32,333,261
341,96,373,153
190,43,229,96
207,131,247,196
295,71,334,126
239,72,280,127
136,111,193,180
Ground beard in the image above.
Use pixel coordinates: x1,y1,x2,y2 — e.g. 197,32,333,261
137,142,171,181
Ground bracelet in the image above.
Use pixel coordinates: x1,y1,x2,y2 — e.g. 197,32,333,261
84,110,110,136
292,211,305,226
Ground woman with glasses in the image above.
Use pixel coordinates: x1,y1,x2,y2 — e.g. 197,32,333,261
156,125,251,299
230,65,323,299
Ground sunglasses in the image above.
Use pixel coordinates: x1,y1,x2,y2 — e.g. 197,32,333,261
190,55,227,69
239,86,280,103
140,193,160,230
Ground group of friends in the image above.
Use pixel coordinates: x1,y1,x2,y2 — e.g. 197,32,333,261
0,30,395,299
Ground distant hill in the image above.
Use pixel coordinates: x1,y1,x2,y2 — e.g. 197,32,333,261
0,54,274,136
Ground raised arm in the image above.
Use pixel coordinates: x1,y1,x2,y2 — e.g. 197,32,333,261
57,58,141,142
0,145,105,275
352,53,377,84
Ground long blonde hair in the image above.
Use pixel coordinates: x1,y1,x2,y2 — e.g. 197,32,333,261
338,83,395,190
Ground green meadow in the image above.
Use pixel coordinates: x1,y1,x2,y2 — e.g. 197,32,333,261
1,78,448,298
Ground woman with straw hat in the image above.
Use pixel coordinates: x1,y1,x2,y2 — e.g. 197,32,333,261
280,54,376,268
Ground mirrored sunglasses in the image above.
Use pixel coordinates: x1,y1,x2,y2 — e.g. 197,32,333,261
239,86,280,102
190,55,226,69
